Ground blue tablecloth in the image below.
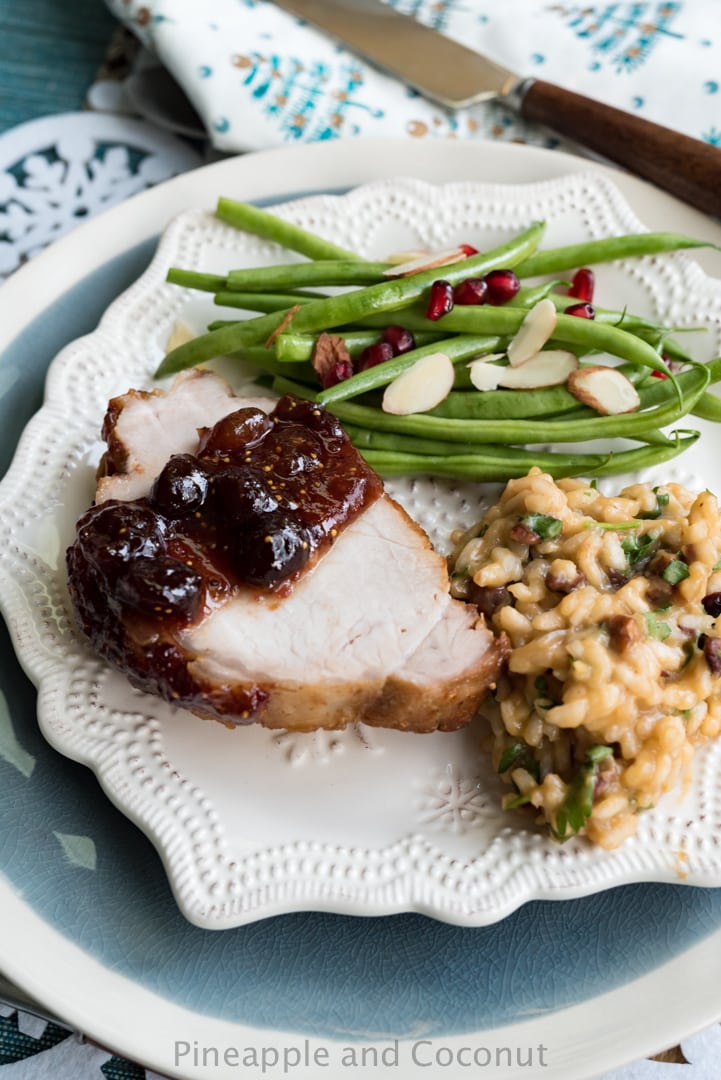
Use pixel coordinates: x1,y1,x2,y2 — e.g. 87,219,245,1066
0,0,116,131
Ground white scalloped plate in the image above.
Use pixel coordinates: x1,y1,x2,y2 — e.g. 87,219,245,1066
3,172,721,930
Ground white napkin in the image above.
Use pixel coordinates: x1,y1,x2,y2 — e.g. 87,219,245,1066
105,0,721,152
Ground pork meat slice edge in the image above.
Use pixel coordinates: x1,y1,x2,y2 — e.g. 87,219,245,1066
92,370,506,732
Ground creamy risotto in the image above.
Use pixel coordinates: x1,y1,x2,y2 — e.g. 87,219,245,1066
451,467,721,849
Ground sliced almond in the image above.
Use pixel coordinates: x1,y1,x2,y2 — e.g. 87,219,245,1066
382,247,468,278
467,354,506,391
498,349,578,389
567,366,641,415
165,319,195,353
384,248,431,265
382,352,455,415
507,299,557,367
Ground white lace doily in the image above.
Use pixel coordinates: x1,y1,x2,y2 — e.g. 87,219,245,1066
0,112,200,279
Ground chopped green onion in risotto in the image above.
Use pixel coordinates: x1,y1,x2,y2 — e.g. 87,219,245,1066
451,467,721,849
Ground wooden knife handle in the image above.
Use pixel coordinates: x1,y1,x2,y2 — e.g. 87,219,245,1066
520,79,721,218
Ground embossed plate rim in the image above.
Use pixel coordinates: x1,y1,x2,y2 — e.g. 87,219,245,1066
1,139,721,1079
4,166,721,930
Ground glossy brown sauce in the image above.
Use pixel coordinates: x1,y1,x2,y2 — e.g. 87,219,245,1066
66,394,382,723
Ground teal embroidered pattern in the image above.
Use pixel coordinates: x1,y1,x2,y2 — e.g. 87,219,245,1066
99,1,721,183
549,2,684,72
233,52,384,141
390,0,464,32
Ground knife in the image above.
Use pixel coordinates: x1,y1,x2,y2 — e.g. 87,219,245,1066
273,0,720,217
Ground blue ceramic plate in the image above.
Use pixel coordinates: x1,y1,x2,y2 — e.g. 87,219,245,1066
1,139,721,1080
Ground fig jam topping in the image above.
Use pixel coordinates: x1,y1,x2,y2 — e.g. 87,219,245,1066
79,501,166,570
197,407,274,456
151,454,209,515
66,395,383,721
115,556,204,619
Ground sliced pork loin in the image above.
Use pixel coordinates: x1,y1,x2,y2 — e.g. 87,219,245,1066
97,371,272,502
184,494,504,731
68,370,507,732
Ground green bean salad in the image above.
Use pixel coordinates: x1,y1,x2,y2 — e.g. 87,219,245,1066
158,196,721,481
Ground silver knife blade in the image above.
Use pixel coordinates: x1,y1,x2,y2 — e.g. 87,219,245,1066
272,0,721,218
272,0,521,108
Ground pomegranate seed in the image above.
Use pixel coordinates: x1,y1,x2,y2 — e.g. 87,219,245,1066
566,302,595,319
453,278,488,306
483,269,520,305
320,359,354,389
357,341,394,372
381,325,415,355
425,279,454,321
568,268,595,302
459,243,479,256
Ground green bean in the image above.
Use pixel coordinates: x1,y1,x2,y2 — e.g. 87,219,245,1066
244,222,544,307
222,234,562,295
228,348,317,382
205,318,442,339
215,197,362,261
548,294,677,333
431,362,650,421
693,392,721,422
354,305,463,332
273,329,445,362
318,309,673,405
317,335,503,405
220,265,562,296
159,202,720,479
345,425,603,461
214,290,325,313
277,330,368,362
344,424,485,457
631,428,675,446
156,309,293,377
358,431,698,481
497,279,569,305
157,222,545,377
632,328,696,366
590,430,700,474
170,260,552,308
272,363,708,444
352,304,672,378
208,319,241,331
514,232,719,278
636,362,706,407
476,310,671,376
166,268,229,293
358,449,608,481
226,261,391,290
354,290,574,332
605,359,721,426
689,357,721,420
399,308,669,380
